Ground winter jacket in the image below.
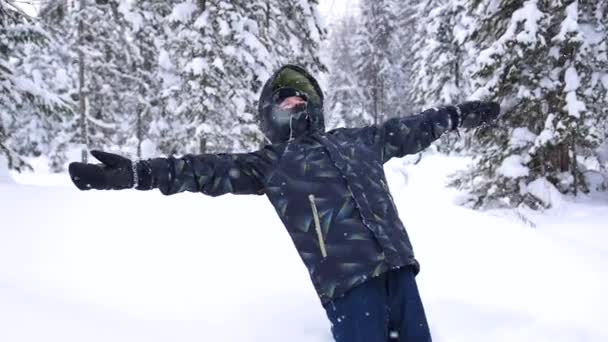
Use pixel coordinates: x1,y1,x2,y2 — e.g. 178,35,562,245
136,66,465,304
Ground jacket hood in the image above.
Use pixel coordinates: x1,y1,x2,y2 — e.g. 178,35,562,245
258,65,325,143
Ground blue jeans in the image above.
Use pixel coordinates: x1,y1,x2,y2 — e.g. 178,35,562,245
323,267,432,342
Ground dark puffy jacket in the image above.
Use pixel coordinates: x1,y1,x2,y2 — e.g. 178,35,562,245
137,66,474,304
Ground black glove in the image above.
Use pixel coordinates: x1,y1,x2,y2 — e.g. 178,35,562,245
454,101,500,129
69,150,135,190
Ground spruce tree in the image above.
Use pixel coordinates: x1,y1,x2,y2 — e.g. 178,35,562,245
37,0,147,161
5,0,327,170
410,0,476,152
120,0,174,158
326,15,369,128
353,0,398,126
411,0,471,108
392,0,423,115
1,1,70,171
452,0,608,209
159,0,325,154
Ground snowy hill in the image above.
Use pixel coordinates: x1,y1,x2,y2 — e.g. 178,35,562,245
1,154,607,342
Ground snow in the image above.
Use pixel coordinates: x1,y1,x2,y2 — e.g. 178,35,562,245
512,1,545,44
475,0,546,77
555,2,579,42
0,155,14,183
168,2,198,23
579,23,607,45
598,141,608,165
1,154,608,341
158,49,173,71
140,139,159,159
14,73,66,108
497,155,530,178
86,114,117,130
185,57,207,76
563,66,586,118
525,177,564,209
217,18,230,37
510,127,537,148
317,0,359,23
564,66,580,92
564,91,586,118
212,57,225,72
193,12,209,29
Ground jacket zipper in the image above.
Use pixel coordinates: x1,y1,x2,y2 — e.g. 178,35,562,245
308,194,328,258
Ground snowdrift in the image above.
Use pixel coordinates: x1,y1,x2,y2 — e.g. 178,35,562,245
1,154,607,342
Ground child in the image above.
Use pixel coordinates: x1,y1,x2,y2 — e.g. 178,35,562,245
69,65,499,342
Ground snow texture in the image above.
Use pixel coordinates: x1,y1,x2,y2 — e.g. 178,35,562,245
2,154,608,341
555,2,580,42
168,2,198,23
526,177,564,208
140,139,159,159
497,155,530,178
185,57,207,76
510,127,537,149
564,66,586,118
476,0,545,68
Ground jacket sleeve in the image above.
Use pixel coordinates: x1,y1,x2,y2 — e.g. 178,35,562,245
136,145,277,196
378,106,457,163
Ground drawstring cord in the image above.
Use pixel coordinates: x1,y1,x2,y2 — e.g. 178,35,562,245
308,194,327,258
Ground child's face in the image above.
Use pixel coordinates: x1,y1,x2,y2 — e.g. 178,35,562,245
279,96,307,109
259,65,325,144
270,94,309,129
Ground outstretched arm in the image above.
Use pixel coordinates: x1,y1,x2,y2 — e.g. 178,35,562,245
69,147,278,196
380,101,499,162
139,148,275,196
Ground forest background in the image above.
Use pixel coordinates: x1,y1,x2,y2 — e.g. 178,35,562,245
1,0,607,209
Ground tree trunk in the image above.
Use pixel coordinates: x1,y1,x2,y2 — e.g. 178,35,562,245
571,134,578,195
137,105,143,159
559,143,569,172
200,137,206,154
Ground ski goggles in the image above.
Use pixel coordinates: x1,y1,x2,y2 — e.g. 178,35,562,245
272,68,321,105
271,87,310,106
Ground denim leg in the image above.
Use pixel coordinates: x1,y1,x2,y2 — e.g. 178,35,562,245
323,275,389,342
387,268,432,342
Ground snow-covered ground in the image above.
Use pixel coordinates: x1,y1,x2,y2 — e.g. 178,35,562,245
1,154,607,342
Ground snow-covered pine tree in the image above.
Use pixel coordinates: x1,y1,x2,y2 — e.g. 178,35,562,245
411,0,471,108
326,15,369,129
549,1,608,194
1,0,70,171
85,0,146,154
159,0,325,154
117,0,174,158
572,1,608,190
159,0,259,154
453,0,608,209
353,0,398,126
13,1,77,171
410,0,476,152
268,0,325,72
6,0,326,168
391,0,422,116
41,0,147,160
